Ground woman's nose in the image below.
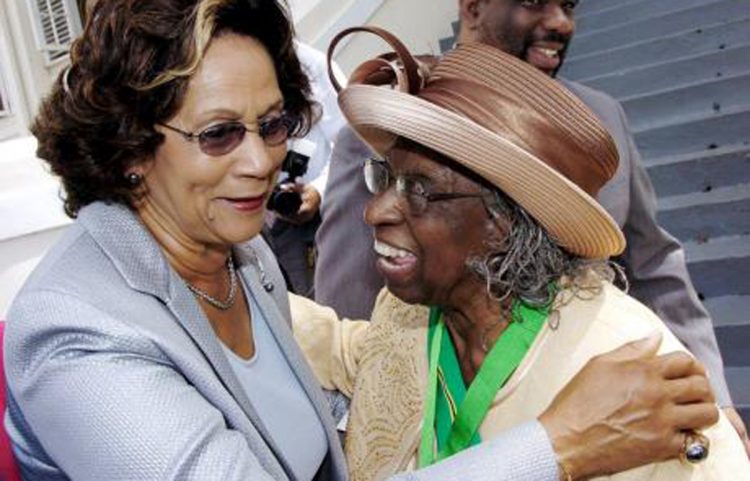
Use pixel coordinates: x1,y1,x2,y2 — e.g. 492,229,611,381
234,134,285,179
364,188,405,227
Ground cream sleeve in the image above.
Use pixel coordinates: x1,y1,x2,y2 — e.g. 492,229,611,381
290,293,370,397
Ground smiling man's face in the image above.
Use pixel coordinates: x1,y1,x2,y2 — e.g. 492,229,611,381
459,0,579,77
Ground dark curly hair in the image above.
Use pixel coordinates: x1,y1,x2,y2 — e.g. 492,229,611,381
33,0,315,217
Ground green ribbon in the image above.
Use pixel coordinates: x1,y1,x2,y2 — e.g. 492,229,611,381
429,310,479,451
418,300,549,467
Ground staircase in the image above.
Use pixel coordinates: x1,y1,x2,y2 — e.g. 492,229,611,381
440,0,750,424
561,0,750,425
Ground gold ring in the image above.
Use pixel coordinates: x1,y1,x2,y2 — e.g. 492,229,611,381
680,430,710,464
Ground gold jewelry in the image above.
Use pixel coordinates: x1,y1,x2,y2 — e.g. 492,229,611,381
680,430,710,464
185,254,237,310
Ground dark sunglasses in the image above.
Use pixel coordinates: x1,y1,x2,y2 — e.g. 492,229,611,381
158,111,299,156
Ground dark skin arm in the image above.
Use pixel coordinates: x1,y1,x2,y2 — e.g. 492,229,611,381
539,333,719,479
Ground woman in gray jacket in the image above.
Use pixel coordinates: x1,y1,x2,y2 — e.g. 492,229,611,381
3,1,718,480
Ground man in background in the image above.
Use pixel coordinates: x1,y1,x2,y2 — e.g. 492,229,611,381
314,0,749,450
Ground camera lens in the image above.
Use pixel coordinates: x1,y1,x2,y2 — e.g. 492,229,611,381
267,188,303,217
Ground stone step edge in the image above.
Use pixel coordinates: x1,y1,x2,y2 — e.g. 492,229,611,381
684,235,750,264
572,0,737,43
566,15,750,65
618,71,750,105
574,43,750,87
644,142,750,168
706,295,750,328
631,101,750,135
658,182,750,211
574,0,686,21
575,0,722,35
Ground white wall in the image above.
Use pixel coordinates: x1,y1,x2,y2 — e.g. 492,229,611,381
333,0,456,73
294,0,456,74
0,227,67,316
0,136,70,316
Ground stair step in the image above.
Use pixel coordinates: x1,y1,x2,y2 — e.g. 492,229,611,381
725,367,750,424
685,235,750,298
646,144,750,197
684,234,750,263
439,36,453,54
567,1,749,58
579,46,750,99
561,17,750,80
705,295,750,328
565,0,750,431
574,0,644,17
622,73,750,132
633,105,750,159
715,325,750,368
657,184,750,242
575,0,720,36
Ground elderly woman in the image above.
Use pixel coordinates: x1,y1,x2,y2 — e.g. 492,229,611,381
291,28,749,481
2,3,723,480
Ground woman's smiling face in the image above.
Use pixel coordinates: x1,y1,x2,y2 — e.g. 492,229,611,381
364,143,511,306
138,33,287,248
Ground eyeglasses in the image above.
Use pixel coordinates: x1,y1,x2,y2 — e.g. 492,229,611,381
158,111,299,156
363,157,486,215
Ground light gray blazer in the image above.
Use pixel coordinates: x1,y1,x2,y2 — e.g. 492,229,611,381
314,80,730,405
4,202,559,481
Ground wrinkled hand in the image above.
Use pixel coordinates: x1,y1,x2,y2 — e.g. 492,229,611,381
279,183,321,225
539,332,719,479
723,406,750,457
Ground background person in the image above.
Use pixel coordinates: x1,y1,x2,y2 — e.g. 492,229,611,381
312,0,748,447
293,28,748,480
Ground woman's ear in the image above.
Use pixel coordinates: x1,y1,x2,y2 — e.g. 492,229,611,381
126,157,154,180
484,199,513,249
125,159,154,204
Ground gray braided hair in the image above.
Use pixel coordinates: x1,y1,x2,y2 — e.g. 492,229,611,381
467,190,612,308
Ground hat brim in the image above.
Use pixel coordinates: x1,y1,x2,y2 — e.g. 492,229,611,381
340,85,626,259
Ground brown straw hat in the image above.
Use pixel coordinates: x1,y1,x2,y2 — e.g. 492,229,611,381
327,27,625,259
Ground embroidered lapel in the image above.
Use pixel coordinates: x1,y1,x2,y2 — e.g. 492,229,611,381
346,292,429,481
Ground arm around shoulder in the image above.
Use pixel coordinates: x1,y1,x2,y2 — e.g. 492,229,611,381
290,293,370,397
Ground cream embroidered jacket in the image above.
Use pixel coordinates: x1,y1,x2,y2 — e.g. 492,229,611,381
291,282,749,481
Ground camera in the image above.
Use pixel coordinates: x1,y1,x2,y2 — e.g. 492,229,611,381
267,138,315,217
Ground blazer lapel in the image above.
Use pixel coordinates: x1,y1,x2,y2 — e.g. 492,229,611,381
239,256,348,481
165,273,298,481
78,202,296,481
